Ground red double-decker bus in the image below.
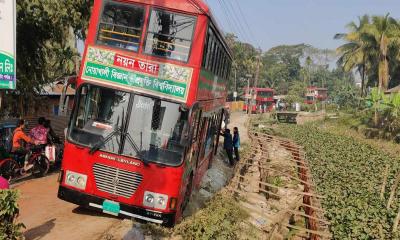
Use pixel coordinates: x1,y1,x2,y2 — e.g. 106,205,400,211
58,0,232,226
243,87,274,113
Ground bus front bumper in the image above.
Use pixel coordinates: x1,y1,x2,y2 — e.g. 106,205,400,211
58,186,175,226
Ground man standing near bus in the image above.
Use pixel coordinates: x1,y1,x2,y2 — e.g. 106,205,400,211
233,127,240,162
221,129,234,166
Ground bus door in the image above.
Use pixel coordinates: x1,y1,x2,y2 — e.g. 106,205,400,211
186,107,202,171
214,109,224,155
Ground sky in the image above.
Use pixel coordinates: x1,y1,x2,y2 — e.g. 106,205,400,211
204,0,400,51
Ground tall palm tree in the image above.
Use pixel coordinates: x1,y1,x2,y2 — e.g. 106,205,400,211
365,14,400,90
335,15,375,97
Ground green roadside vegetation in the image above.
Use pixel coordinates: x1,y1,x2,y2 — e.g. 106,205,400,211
251,106,400,239
0,190,25,240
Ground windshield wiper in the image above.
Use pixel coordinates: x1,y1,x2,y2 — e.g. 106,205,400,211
124,132,149,165
89,128,121,155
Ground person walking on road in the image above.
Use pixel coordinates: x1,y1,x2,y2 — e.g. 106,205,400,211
221,128,234,166
233,127,240,162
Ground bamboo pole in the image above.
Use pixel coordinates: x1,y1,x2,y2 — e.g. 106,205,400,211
237,162,315,186
392,204,400,233
380,165,389,200
231,177,325,199
387,170,400,210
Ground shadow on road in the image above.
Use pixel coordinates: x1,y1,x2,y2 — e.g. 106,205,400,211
24,218,56,240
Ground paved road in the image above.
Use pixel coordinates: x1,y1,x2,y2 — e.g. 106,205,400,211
16,174,119,240
228,111,249,144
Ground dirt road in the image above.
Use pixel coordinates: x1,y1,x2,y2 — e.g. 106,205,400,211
15,112,249,240
16,174,120,240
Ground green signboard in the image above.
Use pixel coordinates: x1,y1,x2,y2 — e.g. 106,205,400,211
0,0,16,90
82,46,192,102
84,62,187,98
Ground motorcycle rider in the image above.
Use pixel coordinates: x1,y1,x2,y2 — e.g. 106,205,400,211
30,117,49,145
12,119,36,170
44,119,59,144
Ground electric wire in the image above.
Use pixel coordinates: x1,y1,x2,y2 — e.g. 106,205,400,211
232,0,262,49
220,0,251,43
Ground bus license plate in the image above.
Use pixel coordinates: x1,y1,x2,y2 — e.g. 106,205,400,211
102,200,120,216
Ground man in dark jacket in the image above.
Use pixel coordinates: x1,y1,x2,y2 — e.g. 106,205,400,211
221,128,234,166
233,127,240,161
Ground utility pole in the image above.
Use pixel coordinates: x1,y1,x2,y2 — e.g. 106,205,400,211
234,66,237,101
249,51,261,115
245,74,252,115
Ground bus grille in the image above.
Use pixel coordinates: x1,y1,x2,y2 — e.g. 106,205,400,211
93,163,143,198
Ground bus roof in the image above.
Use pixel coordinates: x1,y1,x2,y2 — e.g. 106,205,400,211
128,0,210,15
245,87,275,92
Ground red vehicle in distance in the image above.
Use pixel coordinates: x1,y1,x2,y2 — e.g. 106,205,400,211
243,87,275,113
305,86,328,104
58,0,232,226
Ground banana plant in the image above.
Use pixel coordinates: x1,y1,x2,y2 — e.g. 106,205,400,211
382,93,400,132
366,87,387,127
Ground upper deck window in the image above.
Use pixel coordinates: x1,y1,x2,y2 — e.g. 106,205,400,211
97,1,145,52
258,91,273,98
144,9,196,62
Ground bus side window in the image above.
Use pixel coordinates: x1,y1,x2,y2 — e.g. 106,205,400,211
144,9,196,62
191,110,201,143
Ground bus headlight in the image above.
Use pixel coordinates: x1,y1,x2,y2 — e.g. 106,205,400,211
145,194,154,204
158,196,165,206
65,170,87,190
143,191,168,210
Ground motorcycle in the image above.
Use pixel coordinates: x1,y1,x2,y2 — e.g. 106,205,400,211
0,145,50,181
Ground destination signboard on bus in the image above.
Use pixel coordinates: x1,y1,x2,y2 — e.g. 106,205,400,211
81,46,193,103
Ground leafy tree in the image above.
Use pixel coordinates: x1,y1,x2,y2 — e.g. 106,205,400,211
286,81,307,105
366,14,400,90
5,0,93,116
335,15,375,96
336,14,400,92
261,44,305,94
225,33,258,94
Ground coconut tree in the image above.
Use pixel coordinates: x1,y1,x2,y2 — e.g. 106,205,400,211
365,14,400,90
335,15,375,97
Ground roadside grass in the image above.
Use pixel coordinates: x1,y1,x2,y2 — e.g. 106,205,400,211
173,193,251,240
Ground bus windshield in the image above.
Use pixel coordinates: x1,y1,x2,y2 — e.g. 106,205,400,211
258,91,273,98
69,84,189,166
